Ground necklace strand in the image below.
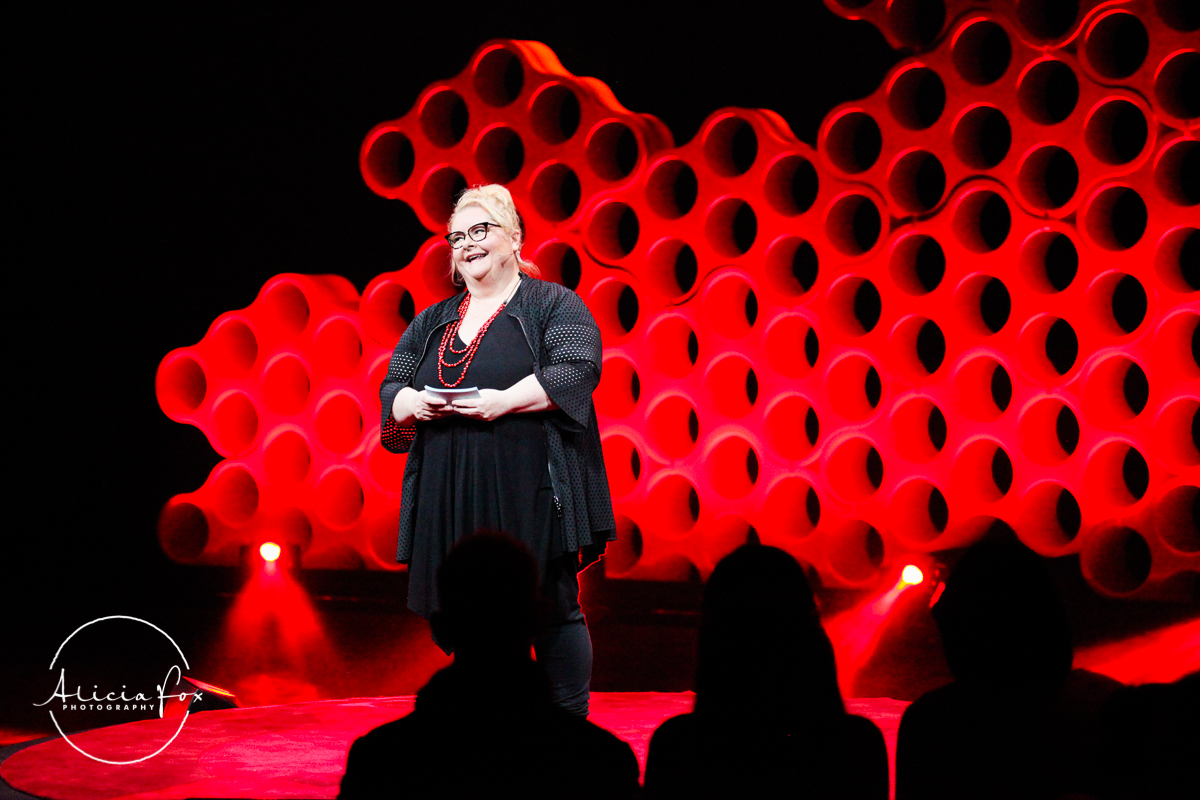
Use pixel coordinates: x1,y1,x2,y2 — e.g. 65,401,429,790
436,283,516,387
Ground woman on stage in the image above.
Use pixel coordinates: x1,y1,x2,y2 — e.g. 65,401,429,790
378,184,614,717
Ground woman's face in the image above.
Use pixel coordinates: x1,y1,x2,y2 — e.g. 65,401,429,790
449,204,520,286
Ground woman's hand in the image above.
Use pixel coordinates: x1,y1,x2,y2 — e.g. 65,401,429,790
393,387,454,423
450,389,512,421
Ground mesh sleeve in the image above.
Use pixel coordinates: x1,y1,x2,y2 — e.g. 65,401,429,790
536,295,603,431
379,340,420,454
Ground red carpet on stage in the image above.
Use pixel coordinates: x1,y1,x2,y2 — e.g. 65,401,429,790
2,694,908,799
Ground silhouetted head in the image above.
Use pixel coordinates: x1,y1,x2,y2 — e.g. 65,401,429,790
431,532,539,661
932,539,1072,692
695,544,843,725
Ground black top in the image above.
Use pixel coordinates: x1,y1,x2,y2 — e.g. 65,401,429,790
407,295,559,617
379,275,615,571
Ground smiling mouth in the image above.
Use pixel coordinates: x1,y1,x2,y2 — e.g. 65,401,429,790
465,253,485,263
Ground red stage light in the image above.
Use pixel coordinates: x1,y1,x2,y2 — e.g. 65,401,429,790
900,564,924,586
259,542,282,563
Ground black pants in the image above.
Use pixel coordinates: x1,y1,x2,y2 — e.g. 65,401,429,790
536,554,592,717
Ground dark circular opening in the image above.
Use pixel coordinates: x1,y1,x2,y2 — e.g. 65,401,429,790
617,285,639,333
960,191,1011,252
928,406,947,450
891,150,946,213
1155,0,1200,32
1086,100,1147,166
560,246,582,290
1056,406,1080,455
421,167,467,222
688,331,699,364
1085,12,1149,79
826,112,883,174
1154,51,1200,120
398,289,415,323
889,0,946,48
474,47,524,106
420,89,469,148
1113,189,1149,249
954,20,1011,85
530,163,581,222
1019,145,1079,209
1018,0,1080,41
806,487,821,527
889,66,946,130
805,328,820,367
1179,229,1200,290
911,239,943,295
706,117,760,177
864,526,884,568
806,407,820,446
1019,60,1080,124
1111,274,1148,333
688,410,700,443
980,278,1012,333
745,369,759,407
991,364,1013,411
1044,233,1078,291
618,207,640,255
588,121,640,181
674,245,698,294
1156,140,1200,207
746,448,760,485
366,130,414,188
866,448,884,490
765,155,819,216
854,280,882,333
792,241,819,292
917,320,946,373
744,289,759,328
475,126,525,184
530,84,581,144
865,366,882,409
1045,319,1079,375
827,194,883,255
688,487,701,522
992,447,1013,495
1123,362,1149,415
589,201,639,259
929,487,949,532
733,203,758,254
954,105,1011,169
646,159,698,219
1123,447,1149,500
1057,489,1082,540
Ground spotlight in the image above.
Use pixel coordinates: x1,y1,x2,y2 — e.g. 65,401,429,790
259,542,282,562
900,564,924,585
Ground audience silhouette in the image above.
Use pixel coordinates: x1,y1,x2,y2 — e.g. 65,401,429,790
896,538,1120,800
339,532,639,799
644,543,888,799
1091,668,1198,800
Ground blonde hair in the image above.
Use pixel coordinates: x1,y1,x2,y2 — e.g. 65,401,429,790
448,184,540,278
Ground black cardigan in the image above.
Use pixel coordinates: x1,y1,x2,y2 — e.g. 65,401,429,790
378,274,616,566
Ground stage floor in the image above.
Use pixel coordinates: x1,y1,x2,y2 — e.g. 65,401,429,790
2,693,908,799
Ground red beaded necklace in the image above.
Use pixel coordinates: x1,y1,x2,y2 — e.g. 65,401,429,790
436,288,511,387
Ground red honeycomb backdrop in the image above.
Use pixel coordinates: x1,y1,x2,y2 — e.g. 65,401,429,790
157,4,1199,599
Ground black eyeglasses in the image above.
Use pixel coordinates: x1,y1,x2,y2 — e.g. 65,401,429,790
445,221,501,249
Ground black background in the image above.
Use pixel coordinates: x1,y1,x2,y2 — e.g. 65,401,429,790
6,1,899,724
